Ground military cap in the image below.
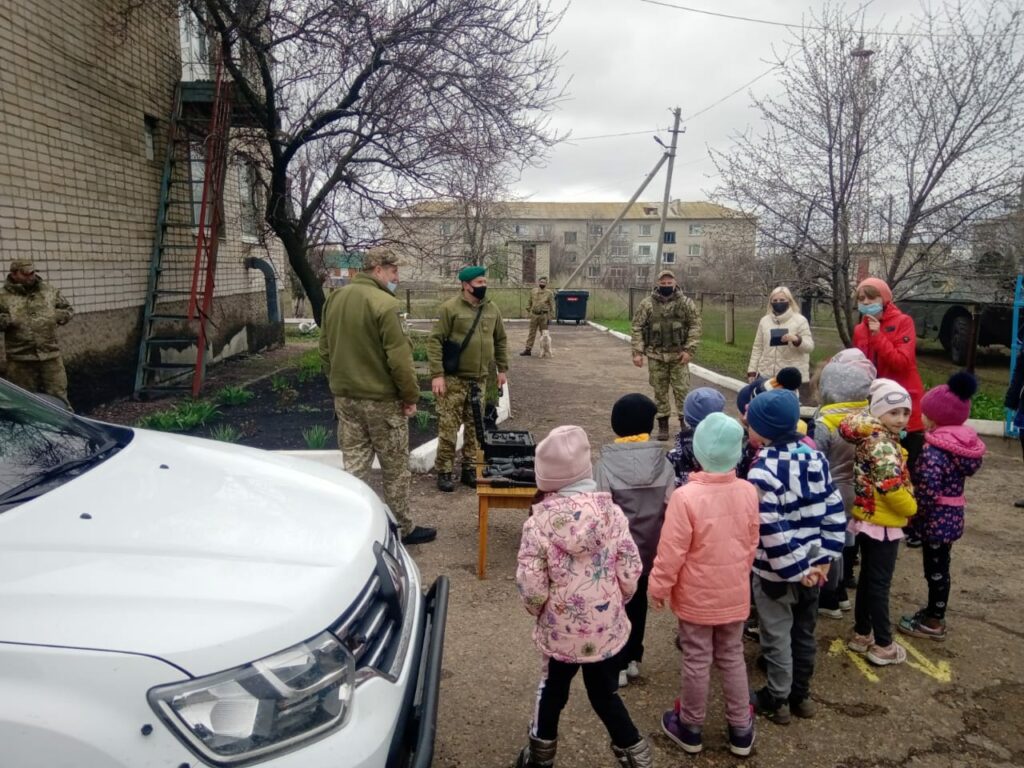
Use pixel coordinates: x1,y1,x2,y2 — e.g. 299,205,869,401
362,248,399,269
538,276,548,282
10,258,35,273
657,269,677,280
457,265,487,283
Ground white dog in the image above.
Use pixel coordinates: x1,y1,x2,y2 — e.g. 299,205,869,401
538,330,553,358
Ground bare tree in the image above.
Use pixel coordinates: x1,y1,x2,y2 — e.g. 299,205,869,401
713,1,1024,344
123,0,563,322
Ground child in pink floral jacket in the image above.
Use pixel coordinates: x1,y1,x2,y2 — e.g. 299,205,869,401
515,425,649,768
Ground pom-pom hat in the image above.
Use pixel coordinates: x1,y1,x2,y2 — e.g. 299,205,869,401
921,371,977,427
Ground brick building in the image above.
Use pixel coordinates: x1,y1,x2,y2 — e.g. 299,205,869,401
0,1,286,407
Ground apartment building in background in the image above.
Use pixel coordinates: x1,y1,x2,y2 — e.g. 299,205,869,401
0,2,286,407
381,200,756,288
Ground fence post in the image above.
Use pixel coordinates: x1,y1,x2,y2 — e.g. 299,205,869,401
725,294,735,345
406,288,412,317
698,292,704,312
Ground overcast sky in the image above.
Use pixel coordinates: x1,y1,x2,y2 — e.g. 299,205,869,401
512,0,928,204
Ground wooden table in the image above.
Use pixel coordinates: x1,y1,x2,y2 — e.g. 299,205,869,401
476,452,537,579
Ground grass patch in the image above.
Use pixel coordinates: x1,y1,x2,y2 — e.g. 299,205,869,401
136,400,220,432
295,349,322,384
215,385,256,406
210,424,242,443
302,424,332,449
414,410,435,431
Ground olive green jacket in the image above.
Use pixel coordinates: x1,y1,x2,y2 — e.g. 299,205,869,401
427,294,509,379
0,277,74,361
630,287,702,359
526,287,555,315
318,273,419,403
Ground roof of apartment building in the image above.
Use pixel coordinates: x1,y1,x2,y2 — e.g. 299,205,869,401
388,200,747,221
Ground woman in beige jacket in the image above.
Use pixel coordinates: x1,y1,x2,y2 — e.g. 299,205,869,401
746,286,814,382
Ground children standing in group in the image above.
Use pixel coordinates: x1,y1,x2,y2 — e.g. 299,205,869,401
745,389,846,723
650,412,761,757
667,387,727,486
839,379,918,666
515,426,652,768
899,372,986,640
813,349,876,618
594,394,676,688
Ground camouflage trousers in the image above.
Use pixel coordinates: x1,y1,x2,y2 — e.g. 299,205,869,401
648,357,690,420
334,397,413,536
524,312,550,350
5,357,71,410
434,375,486,474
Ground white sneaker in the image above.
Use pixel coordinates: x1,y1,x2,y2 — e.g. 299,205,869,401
618,670,628,688
626,661,641,679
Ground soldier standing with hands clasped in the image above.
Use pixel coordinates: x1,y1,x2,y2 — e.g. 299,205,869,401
630,269,702,441
428,265,509,492
520,275,554,356
0,258,74,409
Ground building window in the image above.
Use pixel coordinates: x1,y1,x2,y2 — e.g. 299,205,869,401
610,242,630,257
514,223,528,236
663,252,675,264
643,206,658,215
589,223,603,236
143,115,157,161
639,224,652,237
237,160,261,240
587,264,601,278
637,244,652,257
564,231,577,245
687,266,701,277
539,224,552,236
663,231,676,244
615,224,629,235
440,222,452,236
689,224,704,236
636,266,650,282
688,244,701,256
566,251,578,263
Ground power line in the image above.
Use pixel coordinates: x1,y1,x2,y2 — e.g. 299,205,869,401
569,127,668,142
683,62,783,121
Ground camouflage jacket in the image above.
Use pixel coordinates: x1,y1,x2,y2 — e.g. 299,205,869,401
0,277,74,361
526,287,554,315
630,287,701,359
428,294,508,379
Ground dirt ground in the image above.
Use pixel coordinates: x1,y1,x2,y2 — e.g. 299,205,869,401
402,322,1024,768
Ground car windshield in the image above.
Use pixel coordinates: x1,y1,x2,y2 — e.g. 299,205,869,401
0,380,131,507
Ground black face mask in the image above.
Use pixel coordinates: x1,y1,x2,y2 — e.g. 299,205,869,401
657,286,675,297
771,301,789,315
471,285,487,301
538,283,547,289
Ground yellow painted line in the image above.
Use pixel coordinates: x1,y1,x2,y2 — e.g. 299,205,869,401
828,638,880,683
894,636,952,683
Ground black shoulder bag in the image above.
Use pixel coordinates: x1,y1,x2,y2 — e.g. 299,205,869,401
441,305,485,375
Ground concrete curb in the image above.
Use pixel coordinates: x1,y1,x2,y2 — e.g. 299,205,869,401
276,381,513,472
586,321,1011,439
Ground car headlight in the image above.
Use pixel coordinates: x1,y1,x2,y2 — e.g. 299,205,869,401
149,632,356,765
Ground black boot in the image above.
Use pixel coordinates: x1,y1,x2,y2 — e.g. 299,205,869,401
520,349,531,356
515,735,556,768
436,472,455,492
460,465,477,488
656,416,670,441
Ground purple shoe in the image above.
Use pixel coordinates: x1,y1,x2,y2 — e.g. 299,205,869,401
661,705,702,754
728,705,756,757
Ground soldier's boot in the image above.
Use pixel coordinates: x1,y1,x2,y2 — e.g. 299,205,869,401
611,737,654,768
520,349,532,356
656,417,670,441
436,472,455,493
460,465,477,488
515,735,557,768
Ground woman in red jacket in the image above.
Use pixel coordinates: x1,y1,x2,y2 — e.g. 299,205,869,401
852,277,926,477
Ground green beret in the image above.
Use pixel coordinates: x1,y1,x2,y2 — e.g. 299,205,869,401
457,265,486,282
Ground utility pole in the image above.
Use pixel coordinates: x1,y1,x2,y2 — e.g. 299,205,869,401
654,107,683,275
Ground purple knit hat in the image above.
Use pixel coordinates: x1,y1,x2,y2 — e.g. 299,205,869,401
921,372,977,427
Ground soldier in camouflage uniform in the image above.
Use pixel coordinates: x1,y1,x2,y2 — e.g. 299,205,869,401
0,259,74,409
428,265,509,492
319,248,436,546
630,269,702,441
520,276,554,355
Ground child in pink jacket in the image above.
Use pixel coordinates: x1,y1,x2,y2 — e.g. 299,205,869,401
515,426,650,768
649,413,761,757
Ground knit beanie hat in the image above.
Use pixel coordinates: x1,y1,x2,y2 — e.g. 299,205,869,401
857,277,893,305
534,425,593,492
868,378,912,418
610,393,657,437
819,349,876,404
683,387,726,429
746,389,800,441
692,412,744,473
921,371,977,426
736,377,768,415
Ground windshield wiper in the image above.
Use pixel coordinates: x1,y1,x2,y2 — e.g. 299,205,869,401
0,438,121,505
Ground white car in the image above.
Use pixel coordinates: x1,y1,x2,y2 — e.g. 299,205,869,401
0,379,448,768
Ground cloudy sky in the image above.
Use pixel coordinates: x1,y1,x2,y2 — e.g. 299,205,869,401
513,0,928,204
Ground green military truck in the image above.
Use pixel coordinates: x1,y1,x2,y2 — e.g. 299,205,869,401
900,297,1013,364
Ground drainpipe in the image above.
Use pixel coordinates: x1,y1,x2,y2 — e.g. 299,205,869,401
244,257,282,323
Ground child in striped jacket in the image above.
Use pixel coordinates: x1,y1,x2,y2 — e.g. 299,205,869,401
744,390,846,725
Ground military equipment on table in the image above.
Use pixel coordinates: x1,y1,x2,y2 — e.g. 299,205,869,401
470,382,537,461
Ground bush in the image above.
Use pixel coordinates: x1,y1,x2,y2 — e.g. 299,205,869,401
302,424,332,449
215,385,255,406
135,400,220,432
136,409,181,431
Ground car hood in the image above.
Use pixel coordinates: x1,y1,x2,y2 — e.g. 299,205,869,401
0,429,388,676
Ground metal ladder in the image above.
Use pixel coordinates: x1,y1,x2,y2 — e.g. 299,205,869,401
133,60,233,399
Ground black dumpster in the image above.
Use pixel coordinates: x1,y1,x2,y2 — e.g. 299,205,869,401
555,289,590,325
